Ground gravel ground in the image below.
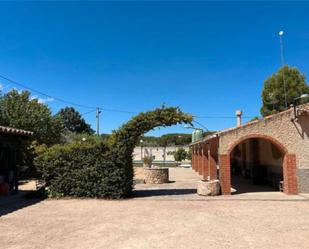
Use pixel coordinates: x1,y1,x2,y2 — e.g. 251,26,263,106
1,168,308,249
1,199,309,249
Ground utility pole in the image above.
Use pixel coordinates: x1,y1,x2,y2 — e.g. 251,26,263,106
96,107,101,135
279,30,288,108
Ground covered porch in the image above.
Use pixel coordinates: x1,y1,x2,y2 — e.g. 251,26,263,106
0,126,32,195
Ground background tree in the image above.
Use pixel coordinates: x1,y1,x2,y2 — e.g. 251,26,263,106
261,65,309,116
186,148,192,161
0,90,62,145
56,107,94,134
137,133,193,147
168,148,188,164
158,133,191,146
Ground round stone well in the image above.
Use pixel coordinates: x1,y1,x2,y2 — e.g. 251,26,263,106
144,167,169,184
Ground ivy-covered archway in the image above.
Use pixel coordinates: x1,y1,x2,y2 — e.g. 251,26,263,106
35,106,192,199
108,106,193,197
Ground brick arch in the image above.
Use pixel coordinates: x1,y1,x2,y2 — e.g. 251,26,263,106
219,133,298,195
227,133,288,156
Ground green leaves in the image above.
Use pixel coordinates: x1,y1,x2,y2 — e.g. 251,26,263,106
56,107,94,134
261,65,309,116
172,148,188,163
0,90,62,145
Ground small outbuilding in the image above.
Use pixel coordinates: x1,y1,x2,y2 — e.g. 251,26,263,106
0,126,32,195
191,104,309,195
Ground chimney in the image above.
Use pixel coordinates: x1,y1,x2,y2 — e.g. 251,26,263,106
236,110,242,127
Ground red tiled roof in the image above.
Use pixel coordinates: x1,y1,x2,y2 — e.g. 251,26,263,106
0,126,33,136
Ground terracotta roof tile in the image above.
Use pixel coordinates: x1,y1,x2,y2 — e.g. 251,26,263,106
0,126,33,136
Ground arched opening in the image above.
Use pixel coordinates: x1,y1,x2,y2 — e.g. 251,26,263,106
229,136,285,194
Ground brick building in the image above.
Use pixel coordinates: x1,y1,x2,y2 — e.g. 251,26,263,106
191,104,309,195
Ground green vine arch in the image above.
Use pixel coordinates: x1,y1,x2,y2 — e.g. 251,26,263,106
108,106,193,197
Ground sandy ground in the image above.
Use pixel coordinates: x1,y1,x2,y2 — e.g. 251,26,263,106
1,168,309,249
1,199,309,249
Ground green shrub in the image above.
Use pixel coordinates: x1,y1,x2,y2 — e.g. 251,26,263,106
34,142,130,198
168,148,188,163
35,106,192,198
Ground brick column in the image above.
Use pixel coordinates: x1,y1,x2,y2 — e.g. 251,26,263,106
209,156,217,180
198,146,203,175
194,145,198,171
219,154,231,195
191,146,195,171
202,144,209,180
201,144,217,181
283,154,298,194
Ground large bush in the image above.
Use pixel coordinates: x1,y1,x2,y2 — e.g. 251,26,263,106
34,107,192,198
34,143,128,198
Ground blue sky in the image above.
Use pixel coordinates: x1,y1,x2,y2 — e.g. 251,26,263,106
0,1,309,136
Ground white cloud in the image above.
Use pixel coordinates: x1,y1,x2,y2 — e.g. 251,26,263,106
30,95,54,104
30,95,38,101
37,97,54,104
0,84,54,104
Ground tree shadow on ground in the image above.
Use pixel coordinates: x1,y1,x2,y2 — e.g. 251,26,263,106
132,188,197,198
0,191,43,217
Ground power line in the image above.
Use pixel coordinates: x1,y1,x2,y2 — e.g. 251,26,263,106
0,74,138,114
193,115,255,119
99,108,138,114
0,73,258,119
0,74,96,109
192,120,209,131
81,109,97,116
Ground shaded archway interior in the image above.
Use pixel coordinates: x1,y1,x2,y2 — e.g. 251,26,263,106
230,137,284,194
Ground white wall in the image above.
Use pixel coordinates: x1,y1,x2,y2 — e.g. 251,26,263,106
133,146,190,162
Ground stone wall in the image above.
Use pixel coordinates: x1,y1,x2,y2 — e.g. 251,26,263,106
297,169,309,192
218,107,309,193
219,109,309,171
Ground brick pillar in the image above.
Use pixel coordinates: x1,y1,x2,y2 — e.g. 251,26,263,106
202,145,209,180
201,144,217,181
219,154,231,195
194,146,198,171
283,154,298,194
209,156,217,180
198,146,203,175
191,146,195,171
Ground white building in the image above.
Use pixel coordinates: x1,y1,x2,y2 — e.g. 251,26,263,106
133,146,190,163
